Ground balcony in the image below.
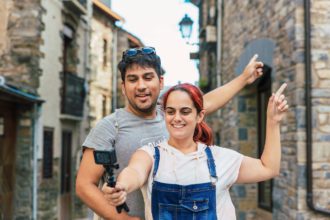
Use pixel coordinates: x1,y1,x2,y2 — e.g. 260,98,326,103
63,0,87,16
61,72,85,117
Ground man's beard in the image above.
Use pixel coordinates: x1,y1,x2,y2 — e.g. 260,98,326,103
127,98,158,115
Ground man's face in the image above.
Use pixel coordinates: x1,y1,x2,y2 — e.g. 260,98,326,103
122,64,164,118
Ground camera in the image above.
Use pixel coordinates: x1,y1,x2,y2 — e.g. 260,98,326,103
93,149,129,213
94,149,117,165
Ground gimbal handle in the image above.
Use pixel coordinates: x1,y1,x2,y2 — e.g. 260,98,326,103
107,180,130,213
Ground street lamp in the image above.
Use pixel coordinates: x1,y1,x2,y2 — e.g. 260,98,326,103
179,14,194,40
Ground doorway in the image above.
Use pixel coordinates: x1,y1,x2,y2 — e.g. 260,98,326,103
60,130,72,219
0,101,17,219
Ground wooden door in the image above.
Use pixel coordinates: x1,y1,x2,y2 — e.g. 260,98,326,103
0,101,17,219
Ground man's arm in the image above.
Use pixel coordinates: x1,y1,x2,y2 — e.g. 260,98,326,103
76,148,140,220
203,54,263,115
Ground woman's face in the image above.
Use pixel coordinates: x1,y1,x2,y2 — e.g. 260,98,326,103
164,90,204,142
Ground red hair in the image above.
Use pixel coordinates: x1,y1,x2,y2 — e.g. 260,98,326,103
162,83,213,146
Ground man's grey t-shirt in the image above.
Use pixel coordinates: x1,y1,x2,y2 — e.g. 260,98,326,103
82,107,168,218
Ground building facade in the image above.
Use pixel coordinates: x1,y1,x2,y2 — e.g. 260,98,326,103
38,0,90,219
0,0,148,219
89,0,122,128
0,0,94,219
190,0,330,219
0,0,44,219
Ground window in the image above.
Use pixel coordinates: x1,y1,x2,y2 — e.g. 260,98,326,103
102,95,107,117
63,24,75,73
43,128,54,179
61,24,86,117
103,39,108,68
61,72,85,116
257,65,273,211
215,132,221,146
0,116,4,136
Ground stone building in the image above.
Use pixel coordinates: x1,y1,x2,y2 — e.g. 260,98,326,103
0,0,149,219
37,0,90,219
2,0,93,219
189,0,330,219
88,0,145,113
0,0,45,219
83,0,145,113
0,0,92,219
89,0,122,127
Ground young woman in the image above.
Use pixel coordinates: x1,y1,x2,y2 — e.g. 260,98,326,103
102,83,289,220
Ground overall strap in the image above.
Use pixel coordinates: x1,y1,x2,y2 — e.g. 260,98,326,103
204,147,217,179
152,146,160,178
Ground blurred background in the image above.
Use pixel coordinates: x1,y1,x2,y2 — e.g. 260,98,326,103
0,0,329,219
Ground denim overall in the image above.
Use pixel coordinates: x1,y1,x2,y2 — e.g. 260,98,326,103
151,146,218,220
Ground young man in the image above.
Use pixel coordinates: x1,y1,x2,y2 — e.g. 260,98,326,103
76,47,263,220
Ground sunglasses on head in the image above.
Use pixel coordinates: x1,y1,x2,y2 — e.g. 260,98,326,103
122,47,156,59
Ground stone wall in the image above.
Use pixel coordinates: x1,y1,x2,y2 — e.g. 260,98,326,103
220,0,299,219
218,0,330,219
0,1,11,55
89,6,115,127
13,106,35,219
0,0,43,94
306,0,330,216
37,159,59,220
0,0,43,219
37,0,91,218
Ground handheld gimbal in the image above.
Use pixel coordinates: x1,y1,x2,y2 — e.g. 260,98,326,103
93,150,130,213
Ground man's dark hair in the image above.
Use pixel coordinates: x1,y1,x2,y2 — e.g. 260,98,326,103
118,52,163,81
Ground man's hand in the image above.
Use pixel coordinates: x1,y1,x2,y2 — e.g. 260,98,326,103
242,54,264,84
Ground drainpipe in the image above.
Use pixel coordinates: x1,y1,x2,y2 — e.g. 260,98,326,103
216,0,222,88
83,0,92,97
32,103,42,220
111,27,118,112
304,0,330,216
216,0,223,119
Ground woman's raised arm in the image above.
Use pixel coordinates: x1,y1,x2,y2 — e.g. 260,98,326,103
236,83,288,184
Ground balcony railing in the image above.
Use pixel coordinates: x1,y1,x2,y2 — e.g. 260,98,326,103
79,0,87,5
63,0,87,16
61,72,85,117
